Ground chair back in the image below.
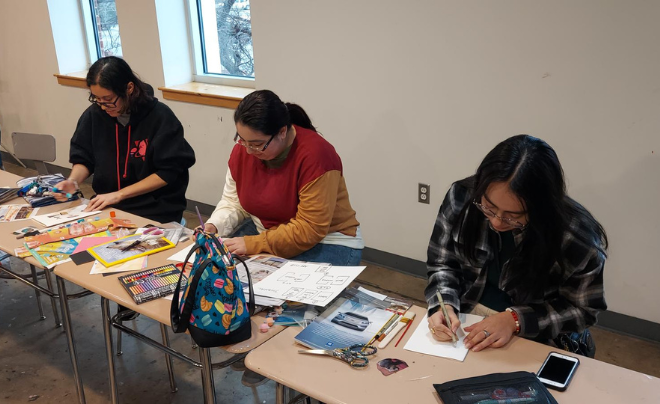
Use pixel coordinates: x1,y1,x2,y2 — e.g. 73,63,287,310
11,132,56,175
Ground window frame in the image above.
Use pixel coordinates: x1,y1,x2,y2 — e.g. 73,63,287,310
186,0,255,89
79,0,100,65
79,0,124,64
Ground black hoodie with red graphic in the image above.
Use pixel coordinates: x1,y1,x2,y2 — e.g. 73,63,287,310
69,93,196,224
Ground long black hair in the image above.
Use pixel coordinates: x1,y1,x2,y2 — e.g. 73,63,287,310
234,90,316,135
457,135,607,301
86,56,152,114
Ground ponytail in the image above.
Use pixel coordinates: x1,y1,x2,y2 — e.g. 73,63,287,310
285,103,316,132
235,90,317,135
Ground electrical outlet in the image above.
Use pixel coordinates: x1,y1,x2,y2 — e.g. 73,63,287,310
418,183,430,204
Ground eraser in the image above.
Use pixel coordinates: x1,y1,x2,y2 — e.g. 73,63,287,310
259,323,269,333
110,211,116,218
266,318,275,327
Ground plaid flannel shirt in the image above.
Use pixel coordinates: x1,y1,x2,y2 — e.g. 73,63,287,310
425,181,607,340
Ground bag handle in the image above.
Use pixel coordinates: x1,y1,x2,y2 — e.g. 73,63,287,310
234,255,256,316
207,234,256,316
171,239,208,333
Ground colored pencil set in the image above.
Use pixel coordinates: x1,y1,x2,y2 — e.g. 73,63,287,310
118,264,182,304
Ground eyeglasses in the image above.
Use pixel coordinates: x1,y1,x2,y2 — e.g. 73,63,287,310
88,93,120,108
472,200,527,230
233,132,276,152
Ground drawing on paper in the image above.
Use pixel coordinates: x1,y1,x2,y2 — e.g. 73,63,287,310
283,287,303,298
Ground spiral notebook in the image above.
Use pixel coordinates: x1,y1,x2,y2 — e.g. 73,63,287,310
118,264,183,304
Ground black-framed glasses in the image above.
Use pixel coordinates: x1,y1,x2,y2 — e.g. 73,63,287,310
472,200,527,230
234,132,276,152
88,93,120,108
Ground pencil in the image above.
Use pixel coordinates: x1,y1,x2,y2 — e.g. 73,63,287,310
394,315,415,347
436,291,458,343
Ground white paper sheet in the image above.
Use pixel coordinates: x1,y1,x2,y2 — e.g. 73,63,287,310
167,253,289,305
167,244,194,262
32,205,101,227
252,261,365,306
403,313,484,362
357,286,387,300
89,257,148,275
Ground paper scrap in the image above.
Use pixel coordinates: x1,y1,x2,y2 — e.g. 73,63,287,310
358,286,387,300
32,205,101,227
89,256,148,275
72,236,117,255
167,244,194,262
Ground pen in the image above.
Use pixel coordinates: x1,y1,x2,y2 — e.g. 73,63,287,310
52,187,73,198
435,291,458,343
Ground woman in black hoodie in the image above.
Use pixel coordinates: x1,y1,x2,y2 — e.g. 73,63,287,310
55,57,195,223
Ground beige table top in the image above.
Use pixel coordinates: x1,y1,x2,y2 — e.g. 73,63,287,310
246,305,660,403
0,171,82,269
0,171,282,353
52,209,284,353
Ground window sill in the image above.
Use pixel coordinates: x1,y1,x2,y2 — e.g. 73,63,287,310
54,71,88,88
158,82,251,109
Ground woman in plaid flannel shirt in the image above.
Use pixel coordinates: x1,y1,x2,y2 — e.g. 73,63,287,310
426,135,607,353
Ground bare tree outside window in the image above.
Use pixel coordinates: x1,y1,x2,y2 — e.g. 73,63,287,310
199,0,254,78
92,0,123,57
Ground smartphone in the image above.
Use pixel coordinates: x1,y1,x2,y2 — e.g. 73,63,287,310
537,351,580,391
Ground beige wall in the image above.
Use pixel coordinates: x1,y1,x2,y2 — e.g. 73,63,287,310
0,1,659,323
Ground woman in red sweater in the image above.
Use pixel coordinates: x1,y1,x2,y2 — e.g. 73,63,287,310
204,90,363,266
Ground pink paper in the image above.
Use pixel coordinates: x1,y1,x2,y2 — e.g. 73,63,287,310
72,236,117,255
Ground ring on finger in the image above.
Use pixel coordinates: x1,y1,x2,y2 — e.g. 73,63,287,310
483,330,490,338
430,327,436,335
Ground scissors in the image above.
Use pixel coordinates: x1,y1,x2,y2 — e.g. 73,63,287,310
121,227,164,251
298,344,377,368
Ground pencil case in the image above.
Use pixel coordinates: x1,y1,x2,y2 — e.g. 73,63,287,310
433,371,558,404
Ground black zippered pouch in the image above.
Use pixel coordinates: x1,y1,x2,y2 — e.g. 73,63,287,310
433,371,558,404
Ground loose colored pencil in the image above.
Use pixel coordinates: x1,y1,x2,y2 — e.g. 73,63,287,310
394,316,415,347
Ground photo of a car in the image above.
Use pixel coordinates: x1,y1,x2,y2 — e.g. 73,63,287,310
331,312,371,332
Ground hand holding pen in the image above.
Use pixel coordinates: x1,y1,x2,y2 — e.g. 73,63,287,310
428,292,460,343
52,179,78,201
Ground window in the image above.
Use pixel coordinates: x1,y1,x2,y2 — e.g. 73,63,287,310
81,0,123,62
189,0,255,87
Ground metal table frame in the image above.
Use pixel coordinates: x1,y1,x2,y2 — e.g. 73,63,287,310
0,262,63,327
55,274,251,404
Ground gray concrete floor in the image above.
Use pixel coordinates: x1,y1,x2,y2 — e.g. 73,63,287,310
1,162,659,403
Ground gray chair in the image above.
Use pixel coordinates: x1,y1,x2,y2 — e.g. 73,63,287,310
5,132,61,327
11,132,57,175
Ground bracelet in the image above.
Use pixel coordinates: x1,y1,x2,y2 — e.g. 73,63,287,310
68,178,80,191
506,308,521,335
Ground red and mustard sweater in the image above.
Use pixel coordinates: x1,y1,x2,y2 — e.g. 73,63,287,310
208,125,360,258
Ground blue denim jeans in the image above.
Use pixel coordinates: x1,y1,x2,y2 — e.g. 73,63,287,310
229,219,362,266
